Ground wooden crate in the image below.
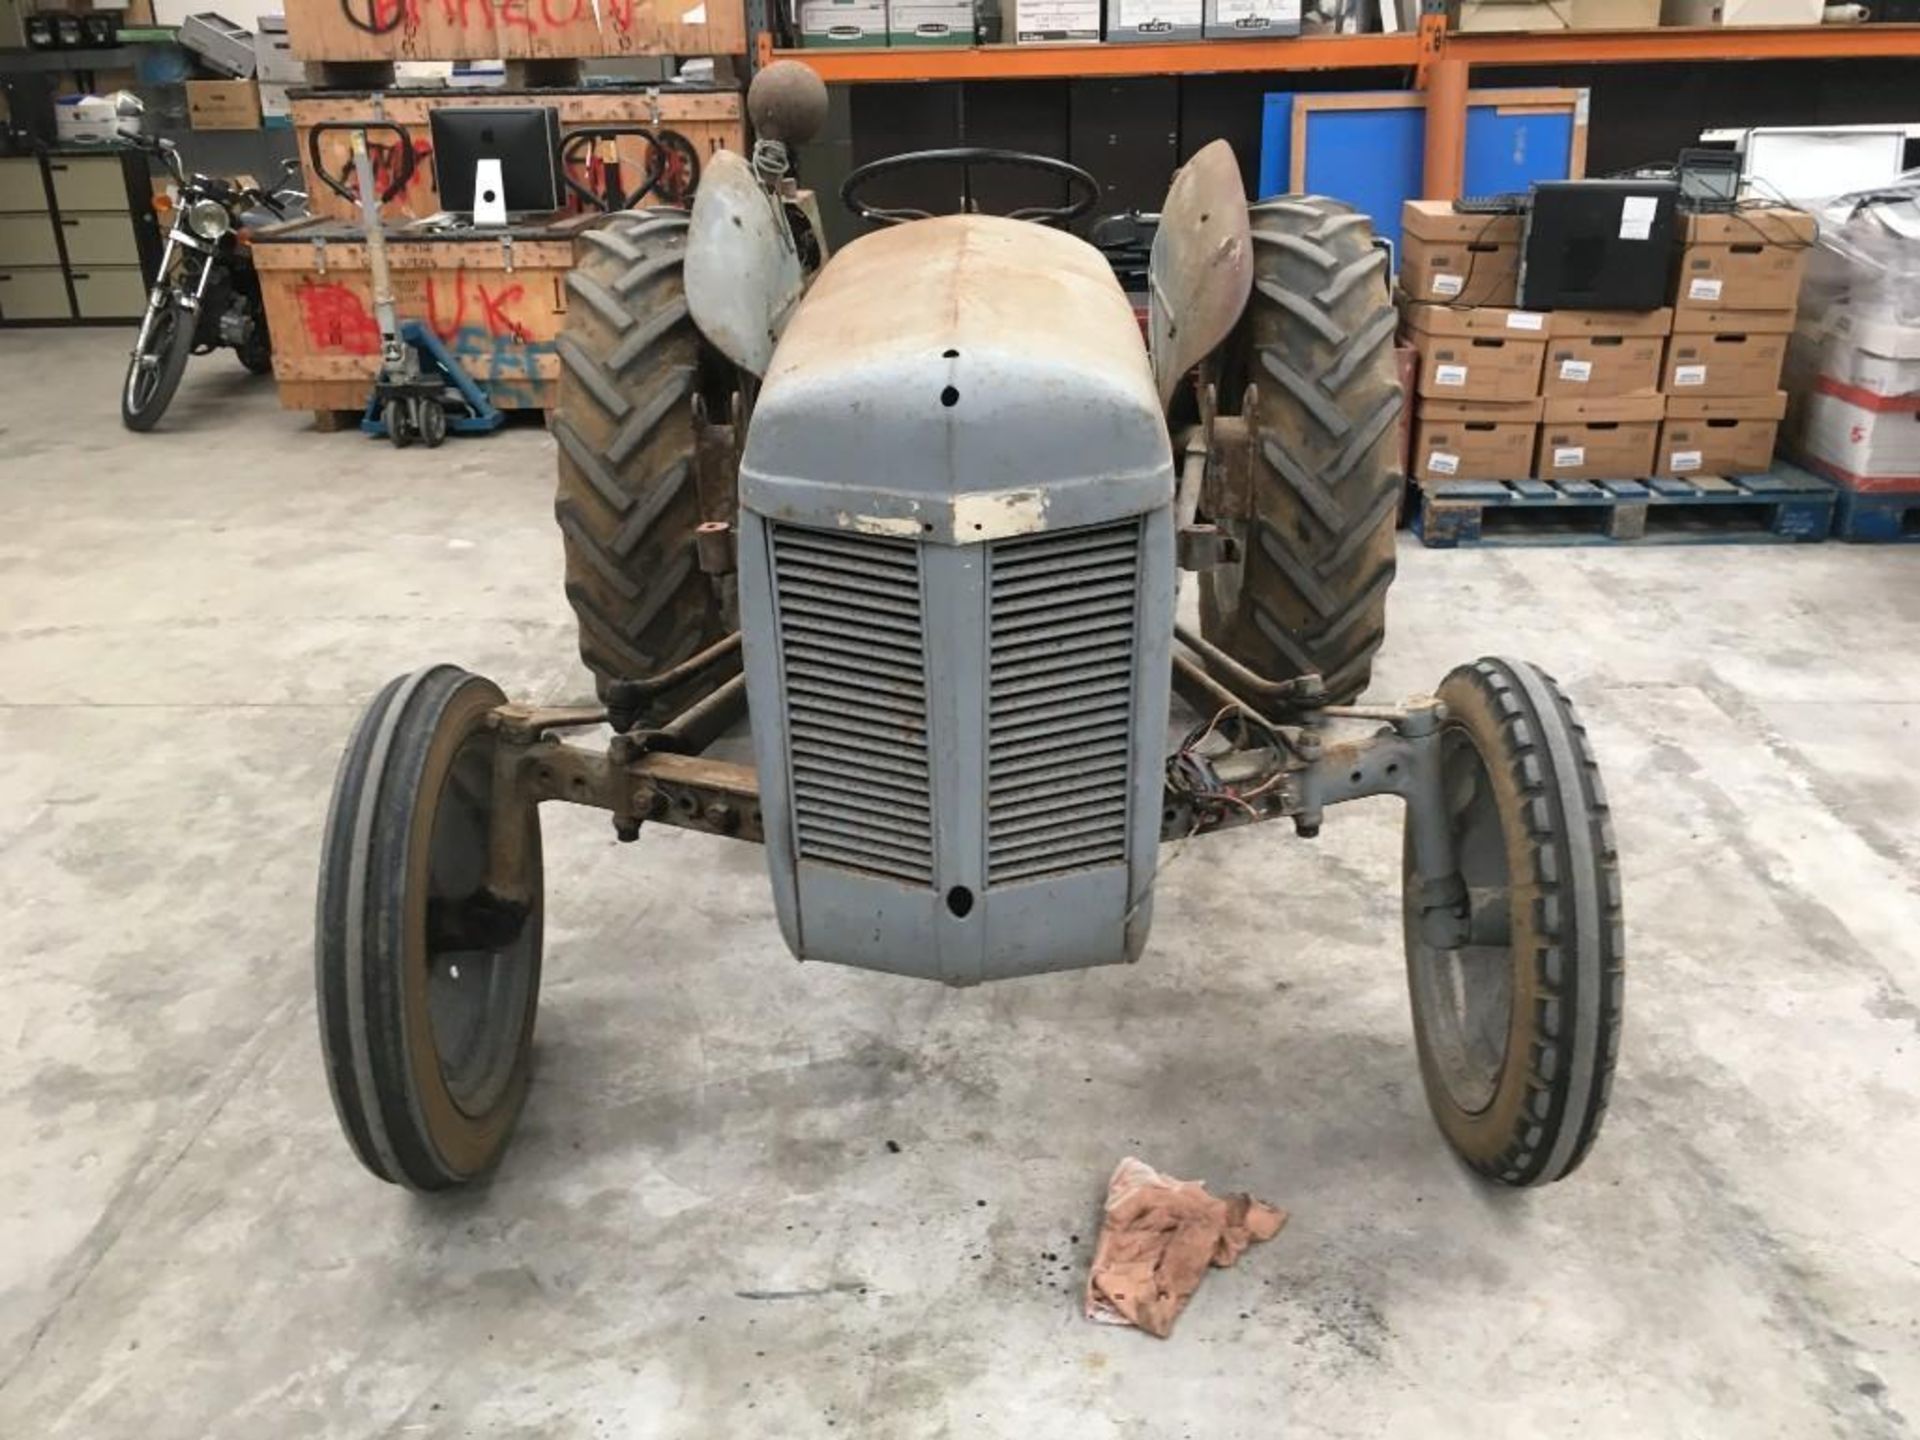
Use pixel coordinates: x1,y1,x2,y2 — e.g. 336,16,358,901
292,88,745,224
283,0,746,62
252,213,606,412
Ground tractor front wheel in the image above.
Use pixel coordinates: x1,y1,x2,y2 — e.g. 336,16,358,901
1200,195,1402,704
1403,658,1624,1186
315,664,544,1191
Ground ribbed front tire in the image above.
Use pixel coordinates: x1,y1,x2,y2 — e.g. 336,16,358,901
1200,195,1403,704
1405,658,1624,1186
316,665,544,1191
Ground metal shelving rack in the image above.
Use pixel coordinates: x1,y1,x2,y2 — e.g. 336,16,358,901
758,19,1920,198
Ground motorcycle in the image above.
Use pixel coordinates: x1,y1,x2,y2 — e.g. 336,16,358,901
117,98,306,432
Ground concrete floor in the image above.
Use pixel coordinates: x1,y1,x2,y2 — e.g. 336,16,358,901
2,328,1918,1439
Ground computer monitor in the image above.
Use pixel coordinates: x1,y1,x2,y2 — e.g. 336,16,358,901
1740,126,1907,203
1676,148,1741,212
430,106,563,219
1519,180,1679,311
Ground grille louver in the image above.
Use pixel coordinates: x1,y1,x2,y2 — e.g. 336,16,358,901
772,524,935,886
987,521,1141,887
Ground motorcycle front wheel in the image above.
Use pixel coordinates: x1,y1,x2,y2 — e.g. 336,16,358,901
122,293,196,432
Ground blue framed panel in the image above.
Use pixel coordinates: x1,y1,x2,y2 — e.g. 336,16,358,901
1256,89,1587,252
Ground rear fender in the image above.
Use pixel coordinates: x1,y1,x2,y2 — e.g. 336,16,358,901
1148,140,1253,409
685,149,807,378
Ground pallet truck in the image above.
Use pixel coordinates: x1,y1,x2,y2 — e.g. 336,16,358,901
307,121,504,449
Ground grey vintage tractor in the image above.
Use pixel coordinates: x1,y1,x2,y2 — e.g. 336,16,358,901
315,65,1623,1195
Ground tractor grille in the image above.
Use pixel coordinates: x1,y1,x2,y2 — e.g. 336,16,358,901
986,521,1141,887
771,524,934,886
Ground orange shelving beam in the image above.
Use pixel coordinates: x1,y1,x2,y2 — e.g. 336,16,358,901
767,24,1920,84
759,33,1418,81
1452,21,1920,64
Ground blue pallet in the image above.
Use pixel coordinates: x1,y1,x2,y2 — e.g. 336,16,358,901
1413,464,1836,548
1832,487,1920,543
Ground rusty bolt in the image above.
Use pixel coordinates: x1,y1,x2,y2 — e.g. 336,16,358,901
705,802,739,834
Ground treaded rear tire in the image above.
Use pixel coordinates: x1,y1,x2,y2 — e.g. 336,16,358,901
1405,657,1624,1186
553,210,735,713
1200,195,1402,704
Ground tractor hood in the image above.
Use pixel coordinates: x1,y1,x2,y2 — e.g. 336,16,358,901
740,214,1173,546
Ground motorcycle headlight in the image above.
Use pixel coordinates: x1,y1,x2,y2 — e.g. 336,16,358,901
187,198,231,240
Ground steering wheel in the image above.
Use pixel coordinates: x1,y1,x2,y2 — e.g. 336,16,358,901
840,147,1100,227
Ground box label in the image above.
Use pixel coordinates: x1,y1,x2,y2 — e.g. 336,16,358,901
1670,449,1703,472
1673,364,1708,387
1620,195,1658,242
1434,363,1468,388
1426,450,1460,476
1506,311,1545,332
1552,445,1586,469
1559,358,1593,383
1429,273,1464,298
1688,277,1724,302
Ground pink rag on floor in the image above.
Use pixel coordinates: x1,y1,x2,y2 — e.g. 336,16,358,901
1084,1156,1286,1338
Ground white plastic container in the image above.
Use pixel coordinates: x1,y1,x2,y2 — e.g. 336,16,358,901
54,95,120,145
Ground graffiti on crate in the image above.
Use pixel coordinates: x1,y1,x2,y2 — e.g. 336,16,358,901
327,136,435,214
337,0,597,37
295,272,556,406
298,280,384,355
600,0,644,45
338,0,404,34
424,270,535,345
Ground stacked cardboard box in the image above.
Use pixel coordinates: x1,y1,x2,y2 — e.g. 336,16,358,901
186,79,262,132
1016,0,1103,39
1404,304,1545,482
799,0,890,45
1401,298,1674,484
1401,200,1522,308
1401,200,1814,487
1537,308,1668,480
889,0,973,42
1657,208,1812,477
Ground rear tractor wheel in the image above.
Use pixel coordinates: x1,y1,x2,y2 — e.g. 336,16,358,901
1201,194,1403,704
316,665,544,1191
552,209,738,720
1403,658,1624,1186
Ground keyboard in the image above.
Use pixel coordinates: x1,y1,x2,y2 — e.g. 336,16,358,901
1451,193,1530,216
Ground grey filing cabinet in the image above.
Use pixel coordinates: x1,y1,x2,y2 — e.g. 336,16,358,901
0,147,161,326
